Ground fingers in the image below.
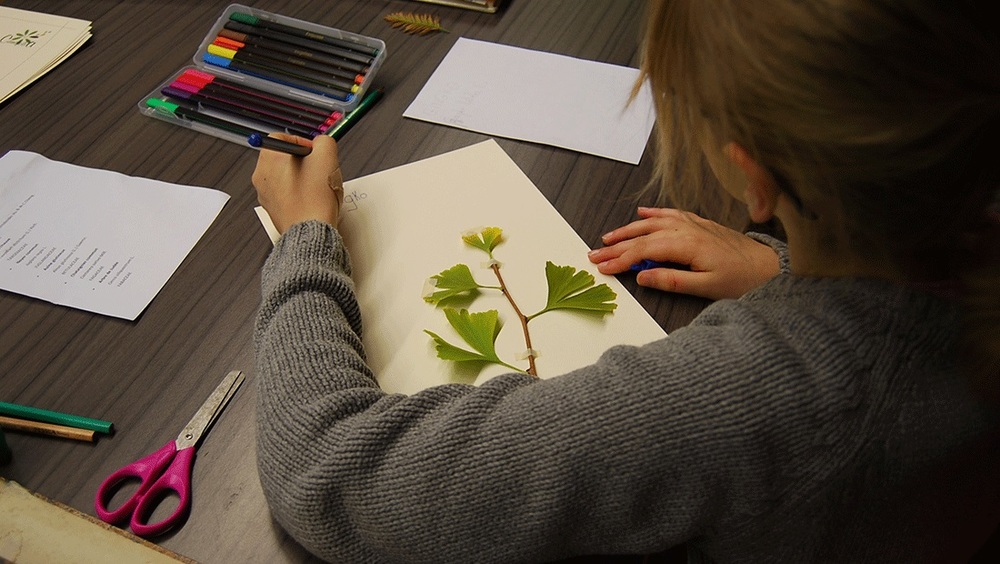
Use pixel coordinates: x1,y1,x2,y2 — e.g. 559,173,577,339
587,206,782,300
251,134,345,233
600,207,688,245
589,208,702,274
310,136,344,207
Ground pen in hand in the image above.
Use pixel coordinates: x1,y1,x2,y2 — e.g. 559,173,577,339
248,133,312,155
247,88,383,156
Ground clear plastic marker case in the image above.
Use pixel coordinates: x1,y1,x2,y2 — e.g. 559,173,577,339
138,3,386,147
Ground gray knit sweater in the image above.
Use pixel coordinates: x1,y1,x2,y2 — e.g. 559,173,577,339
255,221,999,563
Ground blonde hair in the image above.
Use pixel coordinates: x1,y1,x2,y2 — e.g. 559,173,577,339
640,0,999,389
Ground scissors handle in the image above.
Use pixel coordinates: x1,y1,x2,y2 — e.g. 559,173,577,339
95,441,177,524
130,445,195,537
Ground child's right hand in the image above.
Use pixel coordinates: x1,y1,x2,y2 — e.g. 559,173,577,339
588,207,780,300
252,134,344,235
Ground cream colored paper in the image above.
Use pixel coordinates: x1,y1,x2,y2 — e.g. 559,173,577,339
0,479,192,563
257,140,666,394
0,7,92,104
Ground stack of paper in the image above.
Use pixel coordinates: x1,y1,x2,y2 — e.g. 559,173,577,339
0,7,92,104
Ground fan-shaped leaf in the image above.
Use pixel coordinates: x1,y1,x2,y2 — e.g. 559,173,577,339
533,261,618,317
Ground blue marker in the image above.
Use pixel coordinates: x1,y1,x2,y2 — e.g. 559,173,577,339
630,259,671,272
247,132,312,155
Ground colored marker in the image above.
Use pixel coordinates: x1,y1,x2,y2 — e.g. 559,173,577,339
203,52,355,101
326,87,383,140
245,88,383,154
229,12,379,58
173,75,341,128
208,41,362,92
630,259,672,272
247,132,312,155
171,74,340,126
176,69,338,120
218,29,367,83
0,401,113,435
223,21,372,72
148,97,267,138
162,84,323,137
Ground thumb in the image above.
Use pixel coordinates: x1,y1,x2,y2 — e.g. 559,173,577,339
636,268,719,300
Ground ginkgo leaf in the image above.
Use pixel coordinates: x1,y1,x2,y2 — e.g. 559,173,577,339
424,308,523,372
462,227,504,256
445,308,502,357
424,330,495,363
530,261,618,318
424,264,489,304
384,12,448,35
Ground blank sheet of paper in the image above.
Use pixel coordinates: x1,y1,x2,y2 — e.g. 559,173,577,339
404,38,656,165
0,151,229,320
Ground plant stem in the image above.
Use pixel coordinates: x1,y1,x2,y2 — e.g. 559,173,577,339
489,263,537,377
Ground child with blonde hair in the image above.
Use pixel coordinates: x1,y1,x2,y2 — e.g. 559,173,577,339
252,0,999,561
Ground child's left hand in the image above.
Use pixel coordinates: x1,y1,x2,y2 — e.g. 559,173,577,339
588,207,780,300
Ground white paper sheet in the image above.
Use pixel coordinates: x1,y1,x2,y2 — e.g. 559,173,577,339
0,151,229,320
403,38,656,165
0,7,92,104
257,140,666,394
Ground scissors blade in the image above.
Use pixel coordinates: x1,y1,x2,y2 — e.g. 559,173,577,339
175,370,245,449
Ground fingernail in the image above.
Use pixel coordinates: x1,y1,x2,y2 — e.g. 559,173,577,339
587,249,599,257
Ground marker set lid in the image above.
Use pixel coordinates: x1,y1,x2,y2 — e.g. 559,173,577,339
138,3,386,147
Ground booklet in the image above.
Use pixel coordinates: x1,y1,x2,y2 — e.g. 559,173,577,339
0,7,91,104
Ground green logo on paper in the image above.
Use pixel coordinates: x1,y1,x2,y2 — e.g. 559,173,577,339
1,29,50,47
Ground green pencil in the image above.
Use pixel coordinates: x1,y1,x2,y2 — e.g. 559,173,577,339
0,401,113,435
327,88,383,140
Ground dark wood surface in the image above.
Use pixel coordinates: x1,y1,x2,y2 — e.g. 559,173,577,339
0,1,724,561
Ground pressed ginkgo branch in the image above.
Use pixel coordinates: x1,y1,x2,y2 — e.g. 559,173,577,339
488,262,537,376
423,227,618,379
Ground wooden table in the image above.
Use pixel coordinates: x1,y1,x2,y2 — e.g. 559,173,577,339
0,1,730,561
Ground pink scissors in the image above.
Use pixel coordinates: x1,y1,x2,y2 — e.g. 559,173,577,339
94,370,244,537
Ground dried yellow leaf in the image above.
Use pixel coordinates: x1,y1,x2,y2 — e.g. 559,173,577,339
384,12,448,36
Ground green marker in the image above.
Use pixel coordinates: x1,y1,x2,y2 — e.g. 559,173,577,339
327,88,383,140
0,401,113,435
147,98,259,137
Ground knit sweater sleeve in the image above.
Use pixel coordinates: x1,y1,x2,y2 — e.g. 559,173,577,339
254,222,882,562
746,231,791,274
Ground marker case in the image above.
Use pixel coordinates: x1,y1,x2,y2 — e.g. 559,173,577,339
138,3,386,147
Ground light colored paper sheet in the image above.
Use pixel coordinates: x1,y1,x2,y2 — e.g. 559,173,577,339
0,7,92,104
0,151,229,320
403,38,656,165
257,140,666,394
0,479,193,563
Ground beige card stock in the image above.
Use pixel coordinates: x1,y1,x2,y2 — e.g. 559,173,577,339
257,140,666,394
